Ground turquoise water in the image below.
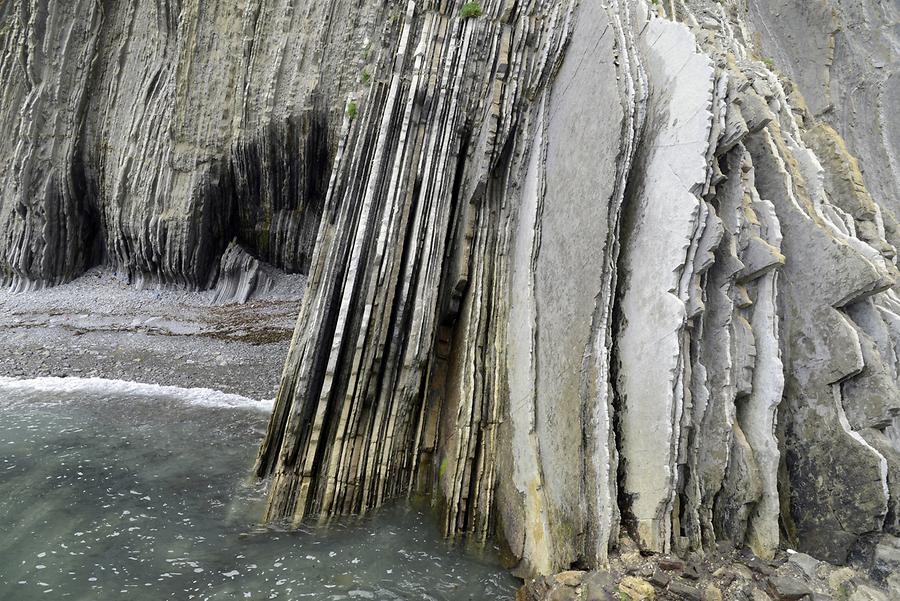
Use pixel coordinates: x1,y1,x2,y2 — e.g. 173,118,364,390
0,380,518,600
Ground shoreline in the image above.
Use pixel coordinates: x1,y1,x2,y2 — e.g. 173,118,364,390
0,267,304,400
0,375,274,411
3,273,898,600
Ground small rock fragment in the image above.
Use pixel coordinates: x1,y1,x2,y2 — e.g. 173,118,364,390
827,567,856,593
659,558,686,572
554,571,586,587
787,552,821,580
750,588,773,601
872,537,900,581
619,576,656,600
669,579,703,600
702,584,723,601
583,572,617,601
848,584,888,601
650,568,671,588
517,578,550,601
887,573,900,598
747,557,776,577
767,575,812,600
683,564,702,580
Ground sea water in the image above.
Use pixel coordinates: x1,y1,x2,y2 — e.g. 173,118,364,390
0,378,518,600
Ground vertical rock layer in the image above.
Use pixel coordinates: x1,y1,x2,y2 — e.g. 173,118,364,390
0,0,382,289
255,0,900,576
2,0,899,581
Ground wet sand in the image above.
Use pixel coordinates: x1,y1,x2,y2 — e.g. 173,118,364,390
0,267,305,400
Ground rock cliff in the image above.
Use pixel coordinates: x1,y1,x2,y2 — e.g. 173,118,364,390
2,0,899,581
0,0,357,290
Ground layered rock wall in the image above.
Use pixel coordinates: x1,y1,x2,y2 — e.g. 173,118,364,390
0,0,377,290
255,0,900,576
3,0,899,582
747,0,900,245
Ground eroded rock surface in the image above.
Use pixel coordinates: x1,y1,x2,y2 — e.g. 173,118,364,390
251,0,900,577
3,0,899,586
0,0,363,289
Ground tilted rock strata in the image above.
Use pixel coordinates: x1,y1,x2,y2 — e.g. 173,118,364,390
747,0,900,250
212,240,279,305
0,0,377,290
614,15,717,554
256,0,900,577
3,0,897,583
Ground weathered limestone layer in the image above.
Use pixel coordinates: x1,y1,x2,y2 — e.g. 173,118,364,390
255,0,900,577
747,0,900,245
4,0,899,583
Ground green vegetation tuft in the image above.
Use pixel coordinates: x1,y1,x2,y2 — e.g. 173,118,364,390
460,1,482,19
361,68,370,84
346,100,358,120
762,56,775,69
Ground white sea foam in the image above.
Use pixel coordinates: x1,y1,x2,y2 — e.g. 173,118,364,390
0,376,273,411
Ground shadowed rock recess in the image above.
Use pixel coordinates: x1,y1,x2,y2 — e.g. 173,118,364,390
0,0,344,291
3,0,899,582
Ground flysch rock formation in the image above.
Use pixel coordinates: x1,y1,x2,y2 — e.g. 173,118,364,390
747,0,900,254
251,0,900,578
2,0,899,585
0,0,358,291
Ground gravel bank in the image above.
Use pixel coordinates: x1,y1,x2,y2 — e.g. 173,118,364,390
0,267,305,399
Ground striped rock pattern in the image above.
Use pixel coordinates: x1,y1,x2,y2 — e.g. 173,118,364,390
2,0,898,580
255,0,900,576
0,0,374,290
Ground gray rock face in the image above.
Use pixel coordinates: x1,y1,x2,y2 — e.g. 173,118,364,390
212,240,278,305
0,0,364,290
4,0,900,583
747,0,900,244
251,0,900,576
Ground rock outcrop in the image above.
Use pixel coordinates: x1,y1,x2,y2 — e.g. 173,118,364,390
3,0,899,584
517,541,900,601
212,240,278,304
0,0,355,290
252,0,900,576
747,0,900,249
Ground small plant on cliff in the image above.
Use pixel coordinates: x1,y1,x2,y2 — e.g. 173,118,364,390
460,1,482,19
360,68,371,84
762,56,775,69
346,100,358,120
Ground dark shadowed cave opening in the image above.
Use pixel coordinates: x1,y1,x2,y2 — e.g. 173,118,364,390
55,109,334,291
